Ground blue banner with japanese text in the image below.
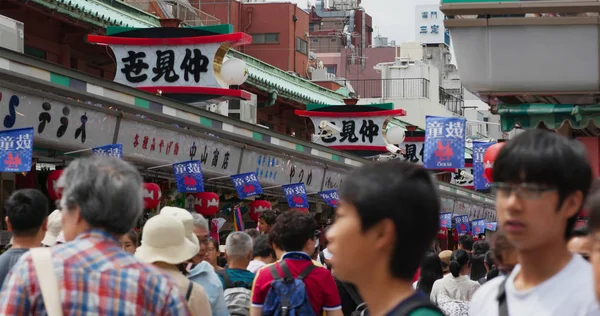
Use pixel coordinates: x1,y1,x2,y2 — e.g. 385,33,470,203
231,172,263,199
173,160,204,193
439,212,452,228
454,215,471,235
92,144,123,158
473,142,495,190
318,189,339,207
423,116,466,169
0,127,34,172
283,183,309,209
472,219,485,235
485,221,498,231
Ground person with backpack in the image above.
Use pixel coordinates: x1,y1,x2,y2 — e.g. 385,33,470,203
216,232,256,316
251,210,342,316
325,161,445,316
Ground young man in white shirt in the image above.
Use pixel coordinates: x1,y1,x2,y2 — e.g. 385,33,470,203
469,129,599,316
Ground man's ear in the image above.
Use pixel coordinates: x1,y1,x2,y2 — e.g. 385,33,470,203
5,217,12,232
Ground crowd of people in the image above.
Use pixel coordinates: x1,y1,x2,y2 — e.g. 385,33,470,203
0,128,598,315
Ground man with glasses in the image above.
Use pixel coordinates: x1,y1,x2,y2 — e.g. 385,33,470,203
469,129,599,316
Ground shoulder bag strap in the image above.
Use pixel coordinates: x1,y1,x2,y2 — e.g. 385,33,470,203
30,247,63,316
185,281,194,301
269,263,282,280
279,260,294,280
216,269,233,289
319,251,325,264
340,281,363,307
297,262,316,280
497,277,509,316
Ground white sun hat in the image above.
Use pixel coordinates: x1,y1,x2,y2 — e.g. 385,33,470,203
56,231,66,244
42,210,62,246
135,214,199,264
159,206,200,253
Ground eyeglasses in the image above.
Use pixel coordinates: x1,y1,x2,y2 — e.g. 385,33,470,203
207,247,217,252
491,182,556,200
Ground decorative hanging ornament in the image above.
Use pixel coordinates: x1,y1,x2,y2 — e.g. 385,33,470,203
194,192,220,216
483,142,505,182
249,200,271,222
46,170,63,201
142,183,162,209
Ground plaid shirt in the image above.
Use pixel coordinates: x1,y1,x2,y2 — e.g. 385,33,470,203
0,229,191,315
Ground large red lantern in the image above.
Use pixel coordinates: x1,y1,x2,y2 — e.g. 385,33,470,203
194,192,220,216
249,200,271,222
483,142,505,182
142,183,162,209
437,227,448,240
46,170,63,201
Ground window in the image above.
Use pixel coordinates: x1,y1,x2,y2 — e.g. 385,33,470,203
330,38,337,42
229,113,241,120
325,65,336,75
251,33,279,44
312,39,319,43
24,46,46,59
296,37,308,55
309,23,315,32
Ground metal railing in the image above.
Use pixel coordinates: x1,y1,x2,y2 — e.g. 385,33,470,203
339,78,430,99
439,87,464,116
125,0,221,26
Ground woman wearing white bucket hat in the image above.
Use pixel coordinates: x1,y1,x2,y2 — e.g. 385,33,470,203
136,214,212,316
41,210,62,247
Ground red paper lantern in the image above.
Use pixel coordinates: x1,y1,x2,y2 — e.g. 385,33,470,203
437,227,448,240
142,183,162,209
46,170,63,201
483,142,505,182
249,200,271,222
194,192,220,216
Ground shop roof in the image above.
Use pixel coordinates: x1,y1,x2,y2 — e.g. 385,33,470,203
498,104,600,132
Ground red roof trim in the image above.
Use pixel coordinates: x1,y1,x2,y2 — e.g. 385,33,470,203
295,109,407,118
87,32,252,46
327,145,387,151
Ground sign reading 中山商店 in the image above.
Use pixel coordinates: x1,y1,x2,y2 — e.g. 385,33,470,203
0,86,118,151
110,44,221,89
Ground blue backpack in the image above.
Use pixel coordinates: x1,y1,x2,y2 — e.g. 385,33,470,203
262,260,316,316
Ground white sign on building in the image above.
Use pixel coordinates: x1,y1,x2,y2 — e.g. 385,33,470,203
415,5,450,46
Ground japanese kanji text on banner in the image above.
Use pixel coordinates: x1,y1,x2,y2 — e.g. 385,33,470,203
0,127,33,172
231,172,263,199
454,215,471,235
283,183,309,209
92,144,123,159
173,160,204,193
473,142,495,190
472,219,485,235
318,189,339,207
423,116,466,169
439,212,452,228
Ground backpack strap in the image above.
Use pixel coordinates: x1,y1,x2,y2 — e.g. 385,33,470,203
319,251,325,265
279,260,295,280
297,262,316,280
340,281,362,307
216,269,234,289
185,281,194,301
387,294,443,316
269,263,282,280
496,277,509,316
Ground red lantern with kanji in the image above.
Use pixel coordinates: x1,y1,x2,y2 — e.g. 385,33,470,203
142,183,162,209
249,200,271,222
483,142,505,182
437,227,448,240
46,170,63,201
194,192,220,216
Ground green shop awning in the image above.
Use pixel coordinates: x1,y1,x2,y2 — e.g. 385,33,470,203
498,104,600,132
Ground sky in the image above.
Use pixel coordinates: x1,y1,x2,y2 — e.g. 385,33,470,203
264,0,441,43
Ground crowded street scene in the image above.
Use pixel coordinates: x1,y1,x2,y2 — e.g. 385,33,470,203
0,0,598,315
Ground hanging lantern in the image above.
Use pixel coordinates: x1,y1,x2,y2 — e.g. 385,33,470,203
437,227,448,240
46,170,63,201
452,227,459,242
483,142,505,182
142,183,162,209
249,200,271,222
194,192,220,216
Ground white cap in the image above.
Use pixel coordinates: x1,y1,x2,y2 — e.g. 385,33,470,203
56,231,66,244
42,210,62,246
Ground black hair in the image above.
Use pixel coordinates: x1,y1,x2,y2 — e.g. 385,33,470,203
269,210,316,252
4,189,49,237
252,234,274,258
339,161,440,281
571,225,589,237
449,249,470,277
259,210,278,226
208,237,220,251
484,250,499,281
416,252,444,296
244,228,260,239
458,234,474,251
123,229,138,246
473,240,490,256
470,253,487,281
493,129,593,240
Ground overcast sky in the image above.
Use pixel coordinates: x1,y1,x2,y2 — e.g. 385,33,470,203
264,0,442,43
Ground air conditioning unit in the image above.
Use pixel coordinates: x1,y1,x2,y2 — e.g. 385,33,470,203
0,15,24,53
228,92,257,124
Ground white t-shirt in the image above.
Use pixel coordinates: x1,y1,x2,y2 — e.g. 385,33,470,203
247,260,266,274
469,254,600,316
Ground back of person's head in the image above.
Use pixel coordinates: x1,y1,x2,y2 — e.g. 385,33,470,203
439,250,452,272
259,210,278,226
484,250,499,281
417,252,444,296
473,240,490,256
269,210,316,252
458,234,474,251
244,228,260,239
252,234,274,259
449,249,470,277
225,232,253,260
57,156,143,237
5,189,49,237
493,129,593,241
336,161,440,281
470,253,486,281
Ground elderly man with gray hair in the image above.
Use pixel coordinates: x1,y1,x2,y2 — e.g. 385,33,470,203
188,213,229,316
0,156,190,315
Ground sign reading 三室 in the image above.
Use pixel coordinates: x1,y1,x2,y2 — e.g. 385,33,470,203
0,127,33,172
173,160,204,193
283,183,309,209
231,172,263,199
423,116,466,169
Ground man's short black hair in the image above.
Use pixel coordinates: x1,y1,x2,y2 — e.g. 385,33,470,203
252,234,274,258
473,240,490,255
458,234,474,251
4,189,49,237
258,210,278,226
269,210,316,252
493,129,593,240
339,161,439,281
